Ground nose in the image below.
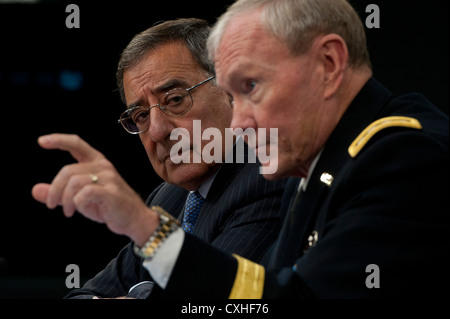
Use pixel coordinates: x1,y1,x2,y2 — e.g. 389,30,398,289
145,107,173,143
230,100,257,132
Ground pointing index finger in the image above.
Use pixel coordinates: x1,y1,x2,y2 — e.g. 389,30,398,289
38,133,104,163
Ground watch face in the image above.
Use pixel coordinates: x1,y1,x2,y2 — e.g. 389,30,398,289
152,206,181,226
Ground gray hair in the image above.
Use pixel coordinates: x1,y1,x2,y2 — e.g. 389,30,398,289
117,18,215,104
208,0,371,69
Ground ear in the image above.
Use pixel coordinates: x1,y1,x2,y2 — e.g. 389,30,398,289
316,34,349,99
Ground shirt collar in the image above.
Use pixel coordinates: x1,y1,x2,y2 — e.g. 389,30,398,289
195,135,244,198
298,149,323,192
195,167,220,199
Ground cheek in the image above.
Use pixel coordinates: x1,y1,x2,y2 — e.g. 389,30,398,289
139,135,153,156
200,100,233,132
140,137,163,171
258,89,312,154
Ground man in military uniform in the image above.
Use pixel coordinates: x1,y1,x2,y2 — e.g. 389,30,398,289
154,0,449,298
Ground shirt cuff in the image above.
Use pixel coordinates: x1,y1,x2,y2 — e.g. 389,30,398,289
142,227,185,289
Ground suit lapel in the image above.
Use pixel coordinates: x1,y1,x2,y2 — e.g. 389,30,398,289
148,184,188,220
192,142,250,239
194,162,247,239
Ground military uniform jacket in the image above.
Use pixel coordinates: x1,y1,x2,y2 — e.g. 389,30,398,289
159,78,449,298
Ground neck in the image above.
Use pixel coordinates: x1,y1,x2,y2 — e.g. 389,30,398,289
296,66,373,177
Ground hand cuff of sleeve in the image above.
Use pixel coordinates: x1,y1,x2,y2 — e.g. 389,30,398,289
229,254,265,299
142,228,185,289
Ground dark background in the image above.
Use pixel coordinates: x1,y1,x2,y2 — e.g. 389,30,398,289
0,0,448,298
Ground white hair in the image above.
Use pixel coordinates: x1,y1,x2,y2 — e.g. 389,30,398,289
208,0,371,68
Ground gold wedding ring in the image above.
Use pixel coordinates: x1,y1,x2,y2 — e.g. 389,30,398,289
89,174,99,184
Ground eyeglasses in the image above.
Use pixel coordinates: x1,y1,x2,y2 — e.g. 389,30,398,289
118,76,215,134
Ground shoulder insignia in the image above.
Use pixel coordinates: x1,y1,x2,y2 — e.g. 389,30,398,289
348,116,422,158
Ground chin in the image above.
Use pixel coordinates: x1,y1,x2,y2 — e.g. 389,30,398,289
260,157,300,180
261,169,290,181
165,162,207,189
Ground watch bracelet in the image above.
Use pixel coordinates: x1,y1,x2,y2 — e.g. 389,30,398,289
133,205,180,260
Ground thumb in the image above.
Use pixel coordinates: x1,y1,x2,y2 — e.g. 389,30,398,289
32,183,51,204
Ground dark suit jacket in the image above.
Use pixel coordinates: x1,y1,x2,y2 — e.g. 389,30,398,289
65,152,287,298
160,78,449,298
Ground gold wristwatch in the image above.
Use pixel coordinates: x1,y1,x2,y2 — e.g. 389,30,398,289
133,206,181,260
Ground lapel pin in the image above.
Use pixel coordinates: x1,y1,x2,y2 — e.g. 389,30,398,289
320,172,334,186
303,230,319,253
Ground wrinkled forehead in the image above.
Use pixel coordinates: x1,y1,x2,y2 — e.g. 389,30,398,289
214,12,293,90
214,12,267,79
128,42,200,81
123,42,203,104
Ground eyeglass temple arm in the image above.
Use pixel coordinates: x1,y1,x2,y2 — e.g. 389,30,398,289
186,75,215,92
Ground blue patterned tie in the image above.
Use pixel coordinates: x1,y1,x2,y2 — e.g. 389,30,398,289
182,191,205,234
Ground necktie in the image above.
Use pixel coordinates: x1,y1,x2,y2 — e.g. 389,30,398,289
181,191,205,233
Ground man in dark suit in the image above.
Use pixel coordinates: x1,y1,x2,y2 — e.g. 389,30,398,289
31,19,286,298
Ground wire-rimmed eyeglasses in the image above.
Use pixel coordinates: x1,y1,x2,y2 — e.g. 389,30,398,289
118,76,215,134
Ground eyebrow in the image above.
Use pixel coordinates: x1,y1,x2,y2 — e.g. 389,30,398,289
126,78,190,109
